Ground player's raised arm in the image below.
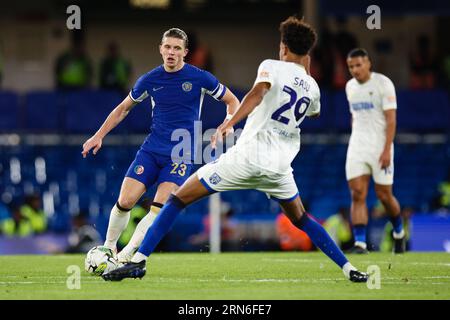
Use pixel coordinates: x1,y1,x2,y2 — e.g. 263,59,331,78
81,95,136,158
212,82,270,148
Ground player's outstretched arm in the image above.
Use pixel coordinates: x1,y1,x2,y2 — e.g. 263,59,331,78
216,88,240,137
221,88,240,119
212,82,270,148
82,95,136,158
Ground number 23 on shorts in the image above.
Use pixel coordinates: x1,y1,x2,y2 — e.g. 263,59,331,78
170,163,187,176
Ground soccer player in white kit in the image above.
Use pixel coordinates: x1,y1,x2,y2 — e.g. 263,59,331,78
345,48,405,254
104,17,368,283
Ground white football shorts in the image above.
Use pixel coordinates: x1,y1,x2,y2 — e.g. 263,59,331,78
196,150,299,202
345,146,394,185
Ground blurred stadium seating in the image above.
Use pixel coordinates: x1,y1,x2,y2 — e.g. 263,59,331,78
2,88,450,133
1,88,449,241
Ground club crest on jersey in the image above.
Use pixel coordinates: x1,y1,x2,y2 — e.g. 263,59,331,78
134,165,144,175
209,173,222,185
182,82,192,92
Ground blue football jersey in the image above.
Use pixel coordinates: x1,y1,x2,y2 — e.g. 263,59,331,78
129,63,226,160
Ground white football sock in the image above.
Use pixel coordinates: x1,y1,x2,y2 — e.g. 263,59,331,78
118,207,160,262
131,252,148,263
342,262,357,279
104,203,131,251
354,241,367,249
393,229,405,239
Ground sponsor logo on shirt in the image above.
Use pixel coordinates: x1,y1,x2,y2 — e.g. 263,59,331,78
351,102,374,111
387,96,396,103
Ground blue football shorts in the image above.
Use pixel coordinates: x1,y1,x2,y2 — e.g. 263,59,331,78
125,148,193,188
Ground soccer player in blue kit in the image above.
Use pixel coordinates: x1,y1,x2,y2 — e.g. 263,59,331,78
82,28,239,262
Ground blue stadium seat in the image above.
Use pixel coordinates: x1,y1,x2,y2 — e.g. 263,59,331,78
64,90,123,133
331,91,352,131
24,91,63,131
397,90,450,132
0,91,19,131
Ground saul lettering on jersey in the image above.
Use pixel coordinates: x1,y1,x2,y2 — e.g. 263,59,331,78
232,59,321,174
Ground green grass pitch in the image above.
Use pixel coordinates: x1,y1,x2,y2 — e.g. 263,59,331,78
0,252,449,299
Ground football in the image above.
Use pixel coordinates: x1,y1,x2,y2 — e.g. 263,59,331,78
84,246,119,276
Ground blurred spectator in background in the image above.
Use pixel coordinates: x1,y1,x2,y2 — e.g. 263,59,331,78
323,207,353,250
0,205,33,237
55,37,93,90
409,35,438,89
189,202,237,251
0,46,3,88
99,42,132,93
332,17,358,89
441,52,450,91
276,213,313,251
118,198,152,250
20,194,47,234
380,206,413,252
334,17,359,59
185,32,214,72
66,210,102,253
0,201,11,223
310,29,335,89
430,169,450,212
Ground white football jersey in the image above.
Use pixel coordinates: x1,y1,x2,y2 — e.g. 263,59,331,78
345,72,397,154
232,59,321,174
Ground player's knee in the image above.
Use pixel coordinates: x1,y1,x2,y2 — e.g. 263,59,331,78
351,188,367,202
117,197,136,210
375,189,392,203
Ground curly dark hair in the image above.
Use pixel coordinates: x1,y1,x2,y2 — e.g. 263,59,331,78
279,16,317,56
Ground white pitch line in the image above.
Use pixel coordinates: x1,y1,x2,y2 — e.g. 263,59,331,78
408,262,450,267
0,281,65,285
261,258,316,263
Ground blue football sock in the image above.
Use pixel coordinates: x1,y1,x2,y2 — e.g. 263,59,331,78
137,195,186,257
352,224,367,244
390,215,403,234
293,213,348,269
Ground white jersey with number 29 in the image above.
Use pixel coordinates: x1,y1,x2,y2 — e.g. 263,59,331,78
233,59,321,174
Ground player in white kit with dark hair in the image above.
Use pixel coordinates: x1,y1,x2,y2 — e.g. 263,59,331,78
345,48,405,254
103,16,368,283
